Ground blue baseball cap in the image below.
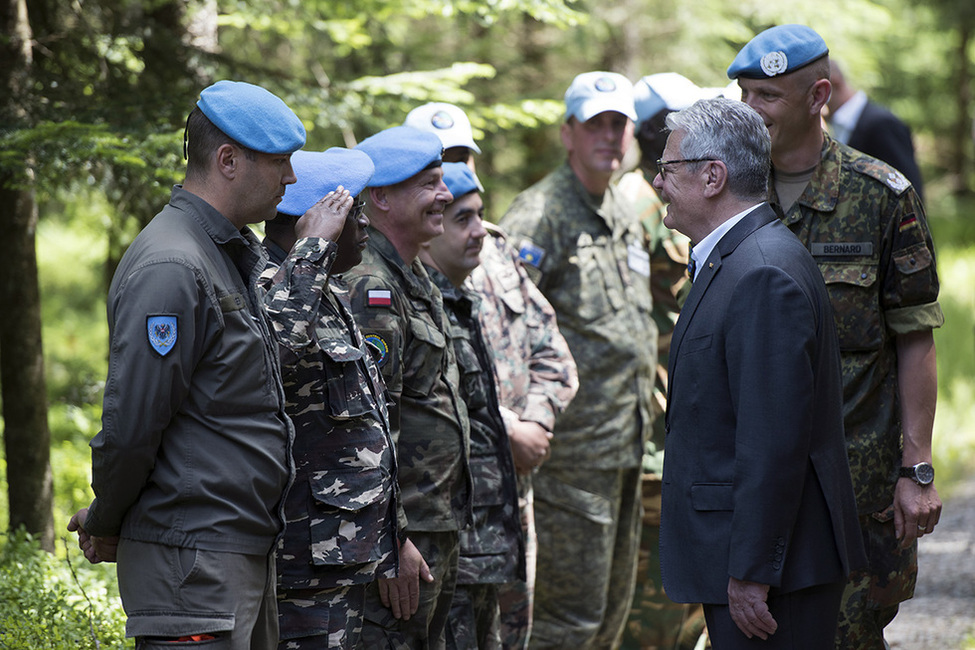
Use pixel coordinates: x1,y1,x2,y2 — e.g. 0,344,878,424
633,73,709,127
441,162,481,200
727,24,829,80
197,80,306,154
355,126,444,187
278,148,375,217
564,71,637,123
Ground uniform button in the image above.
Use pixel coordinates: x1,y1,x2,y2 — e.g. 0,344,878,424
909,257,917,265
861,273,868,280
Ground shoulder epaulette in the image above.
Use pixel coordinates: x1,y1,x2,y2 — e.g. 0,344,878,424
484,221,507,240
850,152,912,195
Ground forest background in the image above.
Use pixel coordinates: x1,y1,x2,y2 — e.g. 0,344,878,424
1,0,974,646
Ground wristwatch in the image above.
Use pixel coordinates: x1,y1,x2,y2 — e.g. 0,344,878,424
899,462,935,486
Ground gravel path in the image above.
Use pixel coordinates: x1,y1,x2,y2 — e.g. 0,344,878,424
885,476,975,649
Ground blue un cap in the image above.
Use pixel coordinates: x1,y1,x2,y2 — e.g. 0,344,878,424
564,72,637,123
441,162,481,200
278,148,375,217
727,25,829,80
197,80,306,154
355,126,444,187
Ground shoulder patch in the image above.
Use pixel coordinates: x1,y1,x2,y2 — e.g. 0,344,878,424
147,315,178,356
367,289,392,307
364,333,389,366
517,239,546,268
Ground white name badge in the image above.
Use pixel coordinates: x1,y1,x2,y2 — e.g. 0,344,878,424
627,242,651,277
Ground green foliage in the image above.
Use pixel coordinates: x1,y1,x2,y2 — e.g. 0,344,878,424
0,529,129,649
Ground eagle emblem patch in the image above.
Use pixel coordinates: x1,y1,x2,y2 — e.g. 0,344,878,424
147,315,178,356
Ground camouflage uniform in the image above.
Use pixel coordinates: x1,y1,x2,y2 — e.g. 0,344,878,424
615,170,705,650
500,162,658,649
261,237,399,649
769,134,943,649
425,266,525,650
467,226,579,650
344,228,472,649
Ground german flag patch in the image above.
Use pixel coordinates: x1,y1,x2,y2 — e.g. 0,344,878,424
899,216,918,233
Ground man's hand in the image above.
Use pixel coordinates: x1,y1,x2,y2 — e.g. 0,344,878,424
727,577,777,640
294,187,352,243
377,538,434,620
894,478,942,548
508,420,553,474
67,507,119,564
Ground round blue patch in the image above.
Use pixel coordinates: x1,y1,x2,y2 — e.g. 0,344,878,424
594,76,617,92
364,333,389,366
431,110,455,130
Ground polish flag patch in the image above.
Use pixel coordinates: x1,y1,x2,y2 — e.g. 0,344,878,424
367,289,392,307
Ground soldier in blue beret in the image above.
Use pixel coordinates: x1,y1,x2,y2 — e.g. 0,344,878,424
417,162,526,650
259,148,404,648
729,25,944,649
68,80,312,648
343,126,475,648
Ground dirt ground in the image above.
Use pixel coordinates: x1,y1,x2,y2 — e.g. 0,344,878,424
884,475,975,649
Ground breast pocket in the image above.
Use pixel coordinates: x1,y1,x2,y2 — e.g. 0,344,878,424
451,325,489,410
308,466,392,567
401,316,447,398
571,240,616,322
820,263,883,351
319,334,375,420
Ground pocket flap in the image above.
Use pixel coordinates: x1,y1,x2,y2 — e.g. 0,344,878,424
690,483,734,511
821,264,876,288
309,467,388,511
408,316,446,349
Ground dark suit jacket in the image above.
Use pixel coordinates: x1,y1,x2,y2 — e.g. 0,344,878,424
848,100,924,201
660,204,865,605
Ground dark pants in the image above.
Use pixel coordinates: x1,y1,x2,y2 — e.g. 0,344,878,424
703,581,845,650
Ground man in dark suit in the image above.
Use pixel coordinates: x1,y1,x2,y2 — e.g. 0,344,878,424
827,62,924,201
653,97,866,648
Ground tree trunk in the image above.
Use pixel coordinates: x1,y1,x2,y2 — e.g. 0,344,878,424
0,0,55,551
952,24,972,194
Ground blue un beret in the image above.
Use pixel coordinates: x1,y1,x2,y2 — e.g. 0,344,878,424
197,80,306,154
278,148,375,217
355,126,444,187
727,25,829,80
441,162,481,200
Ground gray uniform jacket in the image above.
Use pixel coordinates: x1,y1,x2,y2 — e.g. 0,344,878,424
85,186,295,555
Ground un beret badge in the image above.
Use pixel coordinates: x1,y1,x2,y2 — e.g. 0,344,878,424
760,51,788,77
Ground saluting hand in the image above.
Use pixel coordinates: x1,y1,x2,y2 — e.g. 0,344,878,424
295,187,353,243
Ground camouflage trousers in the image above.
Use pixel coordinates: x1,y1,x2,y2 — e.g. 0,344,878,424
446,583,503,650
835,506,917,650
528,466,642,649
277,583,365,649
360,530,460,650
497,474,537,649
620,476,706,650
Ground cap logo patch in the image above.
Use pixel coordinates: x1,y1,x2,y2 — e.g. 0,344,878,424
594,77,617,92
431,110,455,130
364,333,389,366
760,51,788,76
147,315,178,356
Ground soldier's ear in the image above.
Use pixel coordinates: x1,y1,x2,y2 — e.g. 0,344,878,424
369,186,391,213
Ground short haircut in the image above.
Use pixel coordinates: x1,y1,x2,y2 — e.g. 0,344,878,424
184,107,255,180
665,98,770,200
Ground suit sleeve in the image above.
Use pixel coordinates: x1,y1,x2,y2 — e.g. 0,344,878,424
724,265,819,586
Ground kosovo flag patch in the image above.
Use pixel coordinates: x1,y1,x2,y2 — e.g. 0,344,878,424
147,315,178,356
517,240,546,268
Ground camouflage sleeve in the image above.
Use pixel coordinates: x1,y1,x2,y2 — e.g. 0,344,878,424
878,186,944,335
499,190,561,290
512,246,579,431
260,237,338,375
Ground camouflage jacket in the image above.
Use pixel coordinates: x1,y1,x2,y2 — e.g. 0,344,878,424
427,266,525,585
771,134,943,514
261,237,399,589
343,229,472,533
466,225,578,437
500,162,658,469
